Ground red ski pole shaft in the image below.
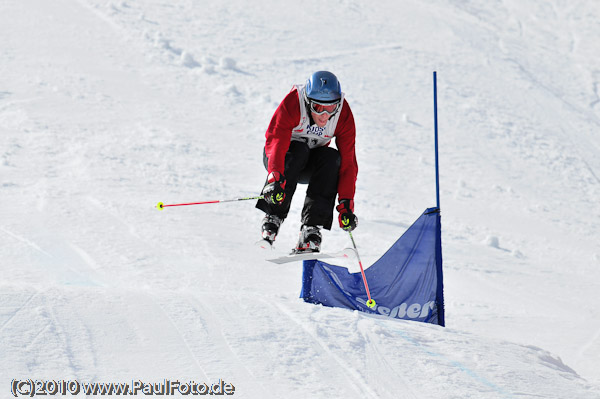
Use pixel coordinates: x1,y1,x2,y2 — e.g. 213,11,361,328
349,231,376,309
156,195,264,210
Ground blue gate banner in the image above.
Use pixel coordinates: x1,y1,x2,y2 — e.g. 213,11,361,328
301,207,445,326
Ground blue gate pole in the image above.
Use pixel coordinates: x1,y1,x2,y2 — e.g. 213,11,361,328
433,71,440,210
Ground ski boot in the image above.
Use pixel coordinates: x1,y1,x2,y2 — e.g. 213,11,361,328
261,214,283,246
293,225,322,254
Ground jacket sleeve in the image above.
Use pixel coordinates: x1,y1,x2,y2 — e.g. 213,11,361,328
334,99,358,201
264,89,301,175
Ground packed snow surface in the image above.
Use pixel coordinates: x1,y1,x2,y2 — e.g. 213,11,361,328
1,0,600,398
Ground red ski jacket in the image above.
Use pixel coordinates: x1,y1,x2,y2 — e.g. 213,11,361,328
264,88,358,201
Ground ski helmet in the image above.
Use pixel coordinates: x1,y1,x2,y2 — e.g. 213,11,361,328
305,71,342,103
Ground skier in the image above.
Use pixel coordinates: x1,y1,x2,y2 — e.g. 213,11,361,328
256,71,359,253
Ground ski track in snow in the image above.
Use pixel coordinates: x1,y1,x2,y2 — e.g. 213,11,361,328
169,293,269,396
271,300,379,398
149,295,211,380
0,290,39,334
2,0,600,397
358,324,420,399
0,226,53,258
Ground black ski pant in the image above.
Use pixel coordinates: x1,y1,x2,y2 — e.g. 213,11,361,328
256,141,340,230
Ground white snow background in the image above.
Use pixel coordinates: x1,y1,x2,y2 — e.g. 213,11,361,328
1,0,600,398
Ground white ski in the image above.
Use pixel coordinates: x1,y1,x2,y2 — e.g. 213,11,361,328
266,248,356,264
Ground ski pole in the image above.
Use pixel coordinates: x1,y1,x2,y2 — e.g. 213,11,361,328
348,231,376,309
156,195,263,210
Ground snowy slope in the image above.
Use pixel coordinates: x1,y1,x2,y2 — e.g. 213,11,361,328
1,0,600,397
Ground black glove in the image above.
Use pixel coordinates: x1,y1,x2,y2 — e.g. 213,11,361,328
262,171,286,206
337,199,358,231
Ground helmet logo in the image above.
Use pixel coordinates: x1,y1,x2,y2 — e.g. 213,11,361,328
320,78,327,88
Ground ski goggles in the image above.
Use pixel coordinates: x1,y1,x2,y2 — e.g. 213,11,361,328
308,99,340,116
